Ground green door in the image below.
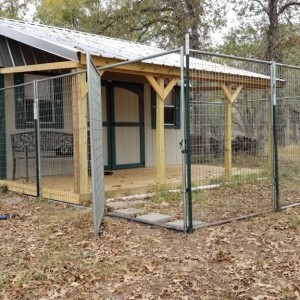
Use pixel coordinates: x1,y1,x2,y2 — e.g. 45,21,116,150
103,82,144,170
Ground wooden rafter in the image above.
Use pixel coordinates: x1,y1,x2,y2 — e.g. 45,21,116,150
0,61,84,74
79,54,282,89
80,54,181,78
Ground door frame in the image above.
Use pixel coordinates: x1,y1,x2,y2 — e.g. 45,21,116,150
104,81,145,170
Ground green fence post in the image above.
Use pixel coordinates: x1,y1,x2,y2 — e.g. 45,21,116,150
185,34,193,233
271,62,280,211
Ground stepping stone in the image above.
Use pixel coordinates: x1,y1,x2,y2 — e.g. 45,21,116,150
110,208,143,218
165,219,208,230
136,213,173,224
106,200,146,209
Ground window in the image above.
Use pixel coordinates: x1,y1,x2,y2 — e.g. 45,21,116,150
24,99,54,123
15,74,63,129
151,86,180,129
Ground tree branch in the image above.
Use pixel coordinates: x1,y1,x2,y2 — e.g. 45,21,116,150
253,0,269,15
278,1,300,15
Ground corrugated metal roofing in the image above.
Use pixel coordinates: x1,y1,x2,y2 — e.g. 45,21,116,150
0,17,271,80
0,35,66,67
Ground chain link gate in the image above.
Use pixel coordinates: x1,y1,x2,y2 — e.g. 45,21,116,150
184,46,276,230
276,64,300,209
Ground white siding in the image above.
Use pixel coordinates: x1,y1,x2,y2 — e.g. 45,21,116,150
115,127,140,165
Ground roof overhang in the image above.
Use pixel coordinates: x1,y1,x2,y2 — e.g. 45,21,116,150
80,53,284,90
0,24,80,62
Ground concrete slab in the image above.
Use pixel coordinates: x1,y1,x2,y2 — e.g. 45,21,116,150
165,219,208,230
135,213,173,224
106,200,146,209
110,208,143,218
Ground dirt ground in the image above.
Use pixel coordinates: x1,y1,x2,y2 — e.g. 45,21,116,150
0,191,300,300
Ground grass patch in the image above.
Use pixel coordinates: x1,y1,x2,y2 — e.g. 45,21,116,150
290,215,300,226
147,184,182,204
211,171,271,189
192,190,212,204
278,164,300,186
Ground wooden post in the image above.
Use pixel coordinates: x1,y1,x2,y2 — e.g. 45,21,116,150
72,72,89,195
156,77,165,184
224,100,232,178
221,84,243,178
145,75,178,184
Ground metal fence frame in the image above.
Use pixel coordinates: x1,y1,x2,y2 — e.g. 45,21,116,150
87,53,105,237
185,44,300,232
1,43,300,234
97,48,188,231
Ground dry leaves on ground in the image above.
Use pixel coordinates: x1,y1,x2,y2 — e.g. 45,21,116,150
0,192,299,299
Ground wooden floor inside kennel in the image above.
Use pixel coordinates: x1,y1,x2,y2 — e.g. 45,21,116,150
0,164,259,204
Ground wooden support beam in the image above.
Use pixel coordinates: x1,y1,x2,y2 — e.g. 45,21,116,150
221,84,243,178
145,76,178,100
163,78,178,99
0,61,84,74
221,84,243,104
72,72,89,196
224,100,232,178
156,77,165,184
145,75,165,99
145,76,179,184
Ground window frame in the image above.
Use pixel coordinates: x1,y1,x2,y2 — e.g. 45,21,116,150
14,74,64,129
151,86,181,129
24,98,55,124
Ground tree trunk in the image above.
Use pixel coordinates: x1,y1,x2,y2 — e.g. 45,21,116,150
265,0,280,61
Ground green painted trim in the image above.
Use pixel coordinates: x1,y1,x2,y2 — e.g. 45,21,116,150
113,163,145,170
110,84,116,169
0,74,6,179
138,86,145,167
106,84,113,169
108,82,145,170
53,77,64,129
174,85,181,128
113,122,141,127
151,86,181,129
14,73,25,129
